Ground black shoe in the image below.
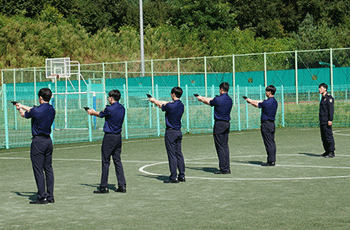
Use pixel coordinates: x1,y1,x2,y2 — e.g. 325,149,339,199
214,170,231,174
116,186,126,193
163,179,179,183
93,188,109,194
261,162,275,166
47,199,55,203
324,152,335,158
321,152,329,157
178,177,186,182
29,198,48,204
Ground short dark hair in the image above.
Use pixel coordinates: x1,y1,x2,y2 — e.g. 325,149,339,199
219,82,229,92
171,87,183,98
319,83,328,90
266,85,276,95
38,88,52,102
108,90,121,101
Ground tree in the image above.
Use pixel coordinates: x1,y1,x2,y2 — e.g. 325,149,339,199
168,0,237,30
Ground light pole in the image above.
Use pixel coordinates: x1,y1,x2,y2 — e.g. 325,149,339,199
139,0,145,77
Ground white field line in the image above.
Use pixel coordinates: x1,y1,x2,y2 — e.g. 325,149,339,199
138,161,350,181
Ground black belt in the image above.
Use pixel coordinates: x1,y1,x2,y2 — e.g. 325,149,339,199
215,120,229,123
32,134,50,139
262,120,274,123
166,127,180,131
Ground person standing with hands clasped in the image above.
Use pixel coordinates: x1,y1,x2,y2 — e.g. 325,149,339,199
244,85,278,166
86,90,127,193
14,88,55,204
318,83,335,158
196,82,233,174
148,87,185,183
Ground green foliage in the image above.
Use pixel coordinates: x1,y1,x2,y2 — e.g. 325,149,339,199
0,0,349,69
169,0,237,30
38,5,64,23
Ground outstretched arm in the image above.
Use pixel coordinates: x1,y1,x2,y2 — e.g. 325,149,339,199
196,96,213,105
87,109,100,117
15,103,33,118
245,98,263,108
149,97,169,108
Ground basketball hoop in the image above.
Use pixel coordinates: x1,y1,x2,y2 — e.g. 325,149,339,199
48,74,59,83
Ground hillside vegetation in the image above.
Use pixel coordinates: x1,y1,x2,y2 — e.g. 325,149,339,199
0,0,349,69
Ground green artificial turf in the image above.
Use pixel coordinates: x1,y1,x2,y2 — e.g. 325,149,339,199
1,127,350,229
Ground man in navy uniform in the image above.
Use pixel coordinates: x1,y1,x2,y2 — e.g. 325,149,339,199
148,87,185,183
14,88,55,204
318,83,335,158
87,90,127,193
245,85,278,166
197,82,233,174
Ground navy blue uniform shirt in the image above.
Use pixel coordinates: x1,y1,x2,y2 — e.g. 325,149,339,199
25,103,55,136
162,100,184,130
319,94,334,124
258,97,278,122
99,102,125,134
209,93,233,122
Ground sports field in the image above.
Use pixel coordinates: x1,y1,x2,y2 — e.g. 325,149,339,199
0,127,350,229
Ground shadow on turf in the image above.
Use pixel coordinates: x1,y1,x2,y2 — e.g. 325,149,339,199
228,160,264,166
12,191,37,202
80,183,117,191
298,152,321,157
140,175,169,182
185,167,218,173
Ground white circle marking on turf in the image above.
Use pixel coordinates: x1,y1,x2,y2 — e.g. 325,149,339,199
333,130,350,136
138,158,350,181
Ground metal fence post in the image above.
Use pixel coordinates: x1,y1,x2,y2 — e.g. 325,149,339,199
156,84,160,137
330,48,334,96
205,57,208,97
4,84,9,149
259,85,263,117
177,58,181,87
232,54,236,105
149,90,152,129
123,84,129,139
346,89,348,100
245,87,249,130
34,67,37,105
264,52,267,87
151,59,154,96
1,70,4,111
1,69,3,87
211,85,215,128
295,50,299,104
13,69,17,130
48,84,54,142
125,61,129,108
237,85,241,131
186,85,189,133
281,85,285,127
102,62,106,106
93,92,97,129
87,80,92,142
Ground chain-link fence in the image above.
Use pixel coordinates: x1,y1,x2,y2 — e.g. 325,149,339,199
1,48,350,148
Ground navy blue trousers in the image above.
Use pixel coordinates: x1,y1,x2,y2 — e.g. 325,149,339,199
100,133,126,189
213,121,230,172
165,129,185,180
30,136,54,201
320,124,335,153
260,121,276,162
